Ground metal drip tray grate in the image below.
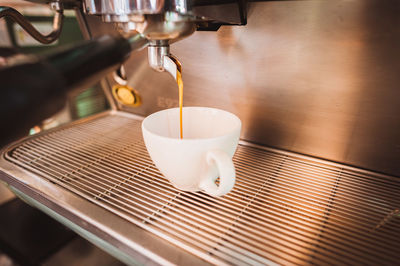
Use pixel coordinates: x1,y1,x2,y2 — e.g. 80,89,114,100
4,113,400,265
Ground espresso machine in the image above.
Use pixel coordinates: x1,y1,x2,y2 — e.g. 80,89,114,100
0,0,400,265
0,0,247,146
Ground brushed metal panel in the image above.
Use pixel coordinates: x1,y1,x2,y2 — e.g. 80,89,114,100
95,0,400,176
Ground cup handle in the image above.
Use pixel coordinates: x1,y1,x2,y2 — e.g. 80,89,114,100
199,150,236,197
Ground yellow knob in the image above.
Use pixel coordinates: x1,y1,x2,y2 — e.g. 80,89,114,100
112,85,141,107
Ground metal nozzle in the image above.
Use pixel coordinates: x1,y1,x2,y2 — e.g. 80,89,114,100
148,44,178,80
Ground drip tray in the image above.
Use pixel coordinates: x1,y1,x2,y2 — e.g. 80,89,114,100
1,111,400,265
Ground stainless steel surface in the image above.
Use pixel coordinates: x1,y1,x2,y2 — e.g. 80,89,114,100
82,0,197,78
0,183,14,205
2,112,400,265
125,13,195,42
9,185,161,266
148,45,169,72
82,0,242,23
43,236,126,266
147,44,178,80
105,0,400,177
82,0,197,45
22,0,246,25
84,0,166,16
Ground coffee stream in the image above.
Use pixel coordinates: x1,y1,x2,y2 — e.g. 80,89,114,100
177,69,183,139
169,55,183,139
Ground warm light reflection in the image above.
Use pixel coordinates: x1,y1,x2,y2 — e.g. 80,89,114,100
29,125,41,135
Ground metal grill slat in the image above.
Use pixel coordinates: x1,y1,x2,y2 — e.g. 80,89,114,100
248,179,400,247
235,153,400,203
5,113,400,265
237,147,400,192
235,151,400,201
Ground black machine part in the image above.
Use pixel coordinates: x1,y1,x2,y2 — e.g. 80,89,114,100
0,35,134,147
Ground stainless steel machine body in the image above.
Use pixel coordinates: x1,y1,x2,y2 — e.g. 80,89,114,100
1,0,400,265
105,0,400,177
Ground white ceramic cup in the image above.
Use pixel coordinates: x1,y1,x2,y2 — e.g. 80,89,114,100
142,107,241,197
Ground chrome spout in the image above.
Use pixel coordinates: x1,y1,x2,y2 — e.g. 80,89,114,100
148,44,178,80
